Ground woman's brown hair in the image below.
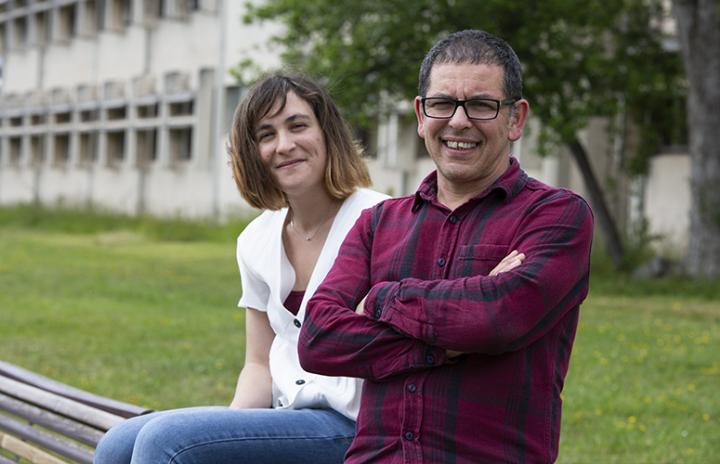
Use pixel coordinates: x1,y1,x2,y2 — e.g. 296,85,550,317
228,74,371,210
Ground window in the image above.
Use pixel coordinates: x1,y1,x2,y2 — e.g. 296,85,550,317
12,16,28,49
106,131,125,165
80,109,100,122
106,0,132,31
142,0,163,21
31,114,47,125
137,103,159,118
355,126,377,159
0,23,6,54
107,106,127,120
54,111,72,124
56,4,77,42
10,137,24,166
169,100,193,116
34,11,49,46
30,136,45,166
79,132,98,165
169,127,192,162
79,0,98,36
136,129,158,166
53,133,70,166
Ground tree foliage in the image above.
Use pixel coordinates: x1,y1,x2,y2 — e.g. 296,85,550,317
242,0,683,171
240,0,693,269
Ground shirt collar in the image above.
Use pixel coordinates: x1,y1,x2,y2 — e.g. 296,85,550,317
412,156,526,212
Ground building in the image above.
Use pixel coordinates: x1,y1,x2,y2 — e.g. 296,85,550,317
0,0,690,256
0,0,275,219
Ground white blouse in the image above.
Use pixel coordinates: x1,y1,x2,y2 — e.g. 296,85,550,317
236,188,388,420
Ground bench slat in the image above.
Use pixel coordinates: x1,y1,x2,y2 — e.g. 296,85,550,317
0,453,18,464
0,415,93,463
0,392,103,446
0,431,67,464
0,376,123,431
0,361,151,418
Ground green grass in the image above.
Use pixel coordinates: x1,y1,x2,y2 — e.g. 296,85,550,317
0,205,254,408
558,295,718,463
0,205,718,463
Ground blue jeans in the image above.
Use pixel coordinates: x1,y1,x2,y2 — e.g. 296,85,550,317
93,407,355,464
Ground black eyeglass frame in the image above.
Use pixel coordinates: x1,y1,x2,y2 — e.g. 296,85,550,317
421,97,520,121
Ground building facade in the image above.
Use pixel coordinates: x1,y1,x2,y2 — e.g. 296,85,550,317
0,0,261,218
0,0,690,255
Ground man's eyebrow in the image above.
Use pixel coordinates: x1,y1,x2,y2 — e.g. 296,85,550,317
426,92,497,99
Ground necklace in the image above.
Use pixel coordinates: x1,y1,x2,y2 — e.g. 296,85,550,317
288,212,335,241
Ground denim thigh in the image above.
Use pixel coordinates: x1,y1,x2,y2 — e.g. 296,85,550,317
94,406,355,464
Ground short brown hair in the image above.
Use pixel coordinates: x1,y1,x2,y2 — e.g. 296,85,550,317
418,29,523,100
228,73,371,210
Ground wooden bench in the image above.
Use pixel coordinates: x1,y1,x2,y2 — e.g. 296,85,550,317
0,360,153,464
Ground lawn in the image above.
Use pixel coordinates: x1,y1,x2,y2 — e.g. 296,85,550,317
0,206,718,463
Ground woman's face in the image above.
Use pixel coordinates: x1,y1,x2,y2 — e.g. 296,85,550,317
255,91,327,199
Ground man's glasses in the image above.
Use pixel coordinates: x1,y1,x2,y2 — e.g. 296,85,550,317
421,97,519,120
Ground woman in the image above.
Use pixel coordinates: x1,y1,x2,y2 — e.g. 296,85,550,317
93,74,388,463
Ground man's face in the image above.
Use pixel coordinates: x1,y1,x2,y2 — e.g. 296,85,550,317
415,62,528,197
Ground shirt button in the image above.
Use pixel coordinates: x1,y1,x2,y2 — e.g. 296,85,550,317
293,319,301,328
425,355,435,364
404,431,414,440
449,215,458,224
407,384,417,393
374,308,381,318
295,379,305,385
437,257,446,266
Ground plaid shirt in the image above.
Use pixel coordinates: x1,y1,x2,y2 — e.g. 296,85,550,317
299,158,593,463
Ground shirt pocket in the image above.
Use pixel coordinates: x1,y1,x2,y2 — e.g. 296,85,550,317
456,244,509,276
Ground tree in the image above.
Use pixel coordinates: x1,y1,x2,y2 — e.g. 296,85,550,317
242,0,684,269
671,0,720,278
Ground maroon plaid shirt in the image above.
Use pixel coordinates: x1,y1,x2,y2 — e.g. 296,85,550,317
299,158,593,463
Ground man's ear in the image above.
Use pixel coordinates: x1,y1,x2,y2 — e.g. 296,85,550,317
414,97,426,139
508,99,530,142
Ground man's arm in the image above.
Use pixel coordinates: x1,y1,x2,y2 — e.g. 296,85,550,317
363,192,593,355
299,206,448,381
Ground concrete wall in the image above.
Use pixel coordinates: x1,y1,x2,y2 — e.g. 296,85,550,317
643,152,690,256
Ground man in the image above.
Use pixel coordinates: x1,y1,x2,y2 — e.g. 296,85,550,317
299,29,593,463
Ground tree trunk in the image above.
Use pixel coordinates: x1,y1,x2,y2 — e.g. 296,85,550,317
672,0,720,278
567,137,625,268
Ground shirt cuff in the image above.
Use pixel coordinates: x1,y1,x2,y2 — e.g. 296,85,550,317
420,345,447,367
364,281,400,320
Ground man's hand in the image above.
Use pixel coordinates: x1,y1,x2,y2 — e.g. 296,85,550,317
489,250,525,276
447,250,525,359
355,295,367,315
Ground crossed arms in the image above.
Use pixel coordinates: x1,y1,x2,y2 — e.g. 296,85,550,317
298,192,593,381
